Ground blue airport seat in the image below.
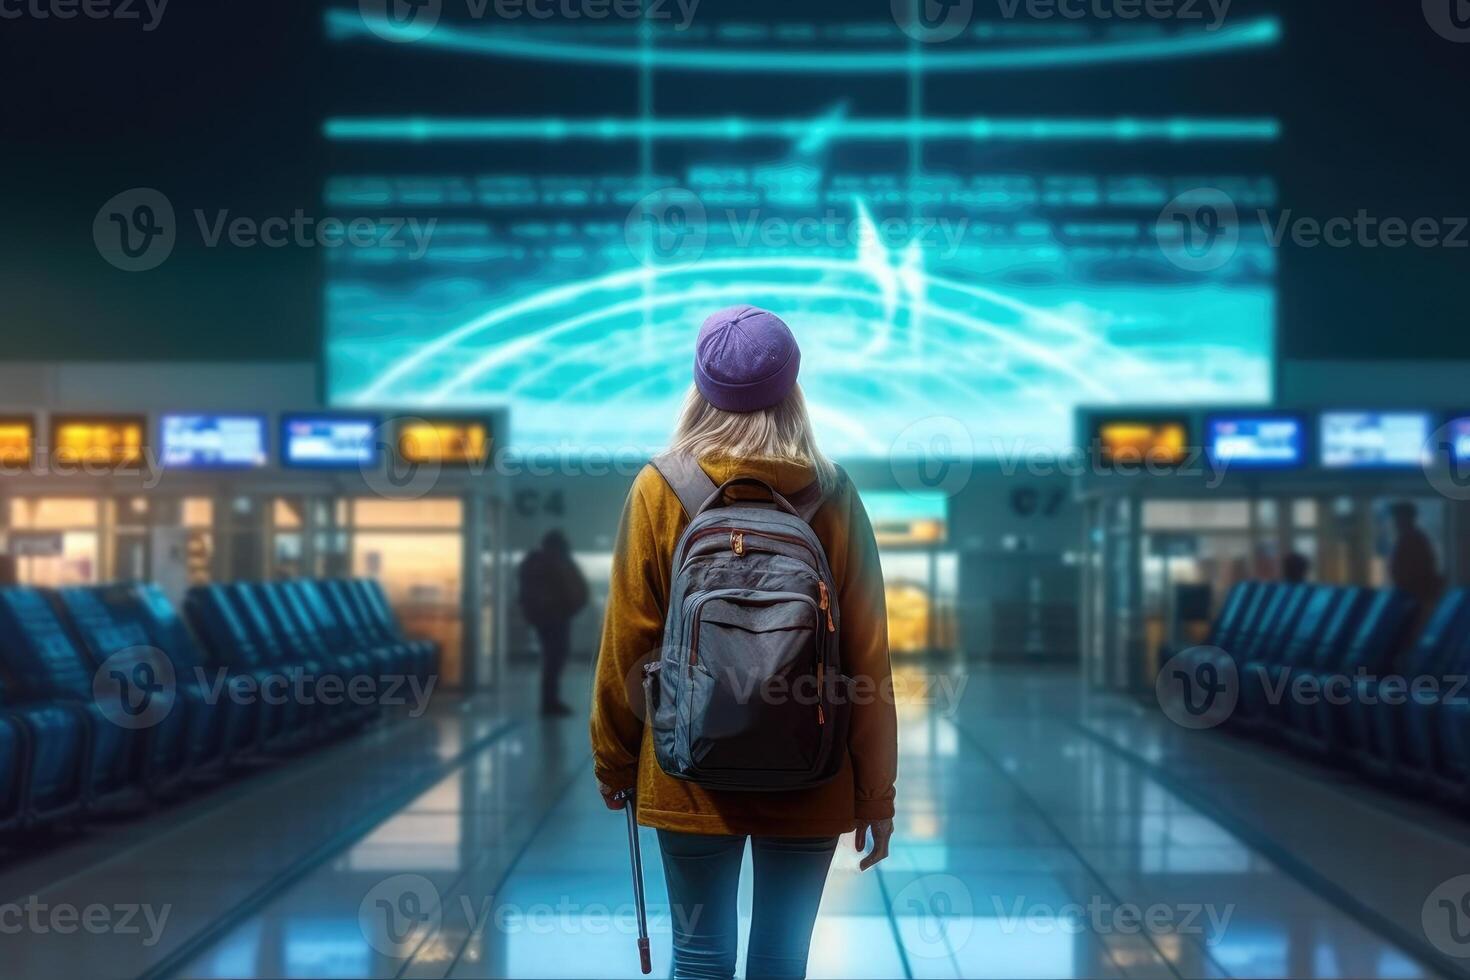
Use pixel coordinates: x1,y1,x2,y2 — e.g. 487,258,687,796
1234,584,1319,728
265,581,380,689
1417,610,1470,800
184,585,306,753
123,583,257,765
229,583,371,733
1353,590,1470,785
1241,585,1340,730
1266,587,1367,735
1287,589,1415,755
0,587,142,811
52,587,196,796
0,675,86,828
256,582,380,726
1205,581,1255,650
1207,583,1283,674
319,579,414,681
0,710,27,831
1275,587,1375,740
1179,581,1276,682
350,578,438,680
287,580,402,684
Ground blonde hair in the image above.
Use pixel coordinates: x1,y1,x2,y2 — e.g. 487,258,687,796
669,383,839,495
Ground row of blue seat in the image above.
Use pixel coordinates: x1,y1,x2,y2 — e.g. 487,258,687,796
1173,580,1470,805
0,578,436,832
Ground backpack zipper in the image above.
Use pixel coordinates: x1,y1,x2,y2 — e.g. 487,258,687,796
816,662,826,725
685,525,820,569
818,581,835,633
731,531,744,556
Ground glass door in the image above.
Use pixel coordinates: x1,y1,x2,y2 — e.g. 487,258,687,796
6,498,104,586
350,498,465,688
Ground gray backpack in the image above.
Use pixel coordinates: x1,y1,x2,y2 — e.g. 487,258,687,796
643,453,849,792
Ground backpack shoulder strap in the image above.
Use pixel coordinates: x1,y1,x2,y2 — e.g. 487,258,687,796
651,453,718,522
788,465,847,524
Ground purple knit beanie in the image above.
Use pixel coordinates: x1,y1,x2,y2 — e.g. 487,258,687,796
694,306,801,414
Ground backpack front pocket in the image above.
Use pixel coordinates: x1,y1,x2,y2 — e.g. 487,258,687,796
686,592,824,774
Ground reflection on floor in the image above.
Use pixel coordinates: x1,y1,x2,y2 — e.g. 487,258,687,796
0,664,1457,979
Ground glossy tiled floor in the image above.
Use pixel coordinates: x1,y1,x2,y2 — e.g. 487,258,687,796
0,664,1461,979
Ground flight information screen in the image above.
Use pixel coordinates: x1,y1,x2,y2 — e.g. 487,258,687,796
1207,415,1305,469
160,414,269,470
282,415,379,468
1320,412,1433,470
323,2,1280,457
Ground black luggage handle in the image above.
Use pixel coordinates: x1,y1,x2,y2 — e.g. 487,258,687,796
613,789,652,974
698,477,800,518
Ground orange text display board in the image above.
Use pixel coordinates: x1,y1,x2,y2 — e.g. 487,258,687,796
52,417,146,467
397,420,491,466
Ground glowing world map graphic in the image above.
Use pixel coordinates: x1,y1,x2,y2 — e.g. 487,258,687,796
325,4,1279,457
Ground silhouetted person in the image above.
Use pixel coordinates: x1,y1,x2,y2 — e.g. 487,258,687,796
1282,552,1311,584
518,530,588,717
1389,502,1443,605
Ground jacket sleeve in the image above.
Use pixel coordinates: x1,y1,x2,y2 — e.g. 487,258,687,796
589,472,667,791
839,485,898,822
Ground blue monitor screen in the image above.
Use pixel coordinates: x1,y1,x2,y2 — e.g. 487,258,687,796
321,8,1280,457
1207,416,1304,469
160,414,268,470
1449,417,1470,463
282,416,379,468
1320,412,1432,470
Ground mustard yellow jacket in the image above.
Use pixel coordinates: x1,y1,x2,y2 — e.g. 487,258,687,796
589,456,898,837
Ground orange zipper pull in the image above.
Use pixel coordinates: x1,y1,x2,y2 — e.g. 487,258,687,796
731,531,744,556
818,581,835,632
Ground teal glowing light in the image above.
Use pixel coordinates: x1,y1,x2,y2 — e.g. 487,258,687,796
324,9,1281,74
329,207,1274,456
324,116,1281,144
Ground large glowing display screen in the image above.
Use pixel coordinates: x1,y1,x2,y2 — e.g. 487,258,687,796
324,7,1279,457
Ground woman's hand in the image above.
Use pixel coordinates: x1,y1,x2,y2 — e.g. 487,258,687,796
598,779,629,810
854,818,893,871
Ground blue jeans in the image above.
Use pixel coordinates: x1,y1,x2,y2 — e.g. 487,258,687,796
657,830,838,980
